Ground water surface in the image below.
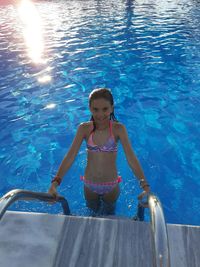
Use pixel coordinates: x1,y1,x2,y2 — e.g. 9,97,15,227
0,0,200,225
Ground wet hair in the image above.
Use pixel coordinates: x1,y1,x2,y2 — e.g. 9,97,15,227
89,88,117,131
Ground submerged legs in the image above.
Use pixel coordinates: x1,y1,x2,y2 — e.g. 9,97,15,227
84,185,120,215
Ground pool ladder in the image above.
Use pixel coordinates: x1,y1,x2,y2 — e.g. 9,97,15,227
0,189,70,221
135,194,171,267
0,190,170,267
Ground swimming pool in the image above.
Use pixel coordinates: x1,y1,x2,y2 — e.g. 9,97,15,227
0,0,199,225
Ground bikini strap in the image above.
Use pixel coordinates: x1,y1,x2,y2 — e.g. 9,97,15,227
89,121,113,138
87,122,94,144
90,121,94,132
109,120,114,137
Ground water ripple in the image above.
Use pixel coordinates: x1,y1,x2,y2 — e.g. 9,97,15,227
0,0,200,224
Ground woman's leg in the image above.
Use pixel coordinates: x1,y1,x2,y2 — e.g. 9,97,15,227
84,185,101,212
102,185,120,215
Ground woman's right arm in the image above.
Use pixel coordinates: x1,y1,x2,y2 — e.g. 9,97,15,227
48,123,86,197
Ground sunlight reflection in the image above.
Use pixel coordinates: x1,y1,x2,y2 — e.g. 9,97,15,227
17,0,45,64
37,75,52,83
44,103,56,109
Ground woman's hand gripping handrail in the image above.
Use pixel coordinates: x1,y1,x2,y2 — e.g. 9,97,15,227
135,193,171,267
0,189,70,221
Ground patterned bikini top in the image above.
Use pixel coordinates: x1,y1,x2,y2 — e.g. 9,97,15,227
87,121,117,153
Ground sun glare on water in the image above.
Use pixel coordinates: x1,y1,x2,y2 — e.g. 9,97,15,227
17,0,52,83
17,0,45,64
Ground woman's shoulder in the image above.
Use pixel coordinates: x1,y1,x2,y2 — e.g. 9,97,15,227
112,121,127,138
78,122,93,139
78,121,93,134
112,121,126,131
79,121,93,129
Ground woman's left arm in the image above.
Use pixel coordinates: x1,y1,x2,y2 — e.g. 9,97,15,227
117,123,150,194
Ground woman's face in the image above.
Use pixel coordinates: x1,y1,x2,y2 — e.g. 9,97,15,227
90,98,113,124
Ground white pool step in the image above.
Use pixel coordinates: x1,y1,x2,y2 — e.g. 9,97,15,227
0,211,199,267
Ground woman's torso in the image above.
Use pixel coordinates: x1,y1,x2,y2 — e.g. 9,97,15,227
84,121,119,183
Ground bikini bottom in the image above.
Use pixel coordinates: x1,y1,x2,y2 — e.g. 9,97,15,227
80,176,122,195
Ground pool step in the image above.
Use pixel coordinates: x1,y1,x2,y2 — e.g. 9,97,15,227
0,211,199,267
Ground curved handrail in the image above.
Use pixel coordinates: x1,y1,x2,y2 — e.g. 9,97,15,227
0,189,70,221
139,193,170,267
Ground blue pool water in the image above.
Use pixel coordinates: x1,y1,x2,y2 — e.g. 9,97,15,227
0,0,200,225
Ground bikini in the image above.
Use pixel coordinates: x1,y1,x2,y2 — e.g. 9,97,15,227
81,120,122,195
86,120,117,153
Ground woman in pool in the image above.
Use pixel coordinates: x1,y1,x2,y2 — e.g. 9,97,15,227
48,88,150,214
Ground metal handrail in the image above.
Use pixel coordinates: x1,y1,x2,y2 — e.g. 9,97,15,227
0,189,70,221
148,194,170,267
139,193,170,267
1,190,170,266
